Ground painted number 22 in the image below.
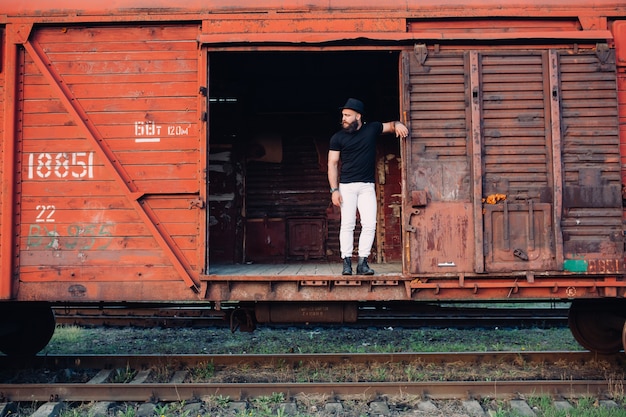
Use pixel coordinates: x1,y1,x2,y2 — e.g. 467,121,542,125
27,152,94,179
36,205,55,223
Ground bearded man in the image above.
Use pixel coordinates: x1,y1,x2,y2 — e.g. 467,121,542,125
327,98,408,275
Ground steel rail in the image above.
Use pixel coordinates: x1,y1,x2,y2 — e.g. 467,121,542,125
1,352,623,403
0,380,615,402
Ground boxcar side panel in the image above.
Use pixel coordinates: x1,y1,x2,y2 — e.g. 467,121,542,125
16,24,205,301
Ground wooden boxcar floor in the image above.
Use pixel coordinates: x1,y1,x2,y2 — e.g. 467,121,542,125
208,262,402,276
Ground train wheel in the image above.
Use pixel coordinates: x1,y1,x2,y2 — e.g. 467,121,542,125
568,299,625,354
0,302,55,356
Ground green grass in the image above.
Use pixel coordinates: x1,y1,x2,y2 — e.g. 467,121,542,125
48,324,84,344
44,325,582,355
523,396,626,417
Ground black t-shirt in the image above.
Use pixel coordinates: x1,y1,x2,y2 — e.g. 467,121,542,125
329,121,383,184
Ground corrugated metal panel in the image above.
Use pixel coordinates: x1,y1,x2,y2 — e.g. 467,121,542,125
559,48,623,260
17,25,203,292
482,52,551,197
407,51,470,201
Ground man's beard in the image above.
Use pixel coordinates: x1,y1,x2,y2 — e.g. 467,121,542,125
342,120,359,133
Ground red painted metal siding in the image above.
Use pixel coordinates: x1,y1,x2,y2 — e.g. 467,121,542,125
16,24,205,301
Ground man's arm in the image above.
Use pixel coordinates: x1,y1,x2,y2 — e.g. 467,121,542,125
382,121,409,138
328,150,342,206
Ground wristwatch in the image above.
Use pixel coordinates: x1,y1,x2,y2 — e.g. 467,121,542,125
330,187,339,193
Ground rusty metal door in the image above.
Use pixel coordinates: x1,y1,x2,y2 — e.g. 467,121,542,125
557,47,623,272
402,48,476,274
402,46,621,275
478,50,558,274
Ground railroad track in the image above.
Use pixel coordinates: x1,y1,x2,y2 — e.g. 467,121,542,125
0,352,623,405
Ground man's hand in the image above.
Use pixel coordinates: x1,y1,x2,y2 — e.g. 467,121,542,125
393,122,409,138
331,189,342,207
384,121,409,138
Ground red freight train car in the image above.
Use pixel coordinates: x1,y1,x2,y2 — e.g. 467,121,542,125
1,0,626,355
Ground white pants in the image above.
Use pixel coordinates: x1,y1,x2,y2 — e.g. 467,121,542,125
339,182,377,259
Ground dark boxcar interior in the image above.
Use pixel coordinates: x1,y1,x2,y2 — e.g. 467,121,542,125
208,51,404,267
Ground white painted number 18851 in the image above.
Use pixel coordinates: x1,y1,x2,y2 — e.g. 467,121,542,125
27,152,94,179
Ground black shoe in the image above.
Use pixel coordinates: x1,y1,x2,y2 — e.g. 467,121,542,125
357,257,375,275
342,257,352,275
